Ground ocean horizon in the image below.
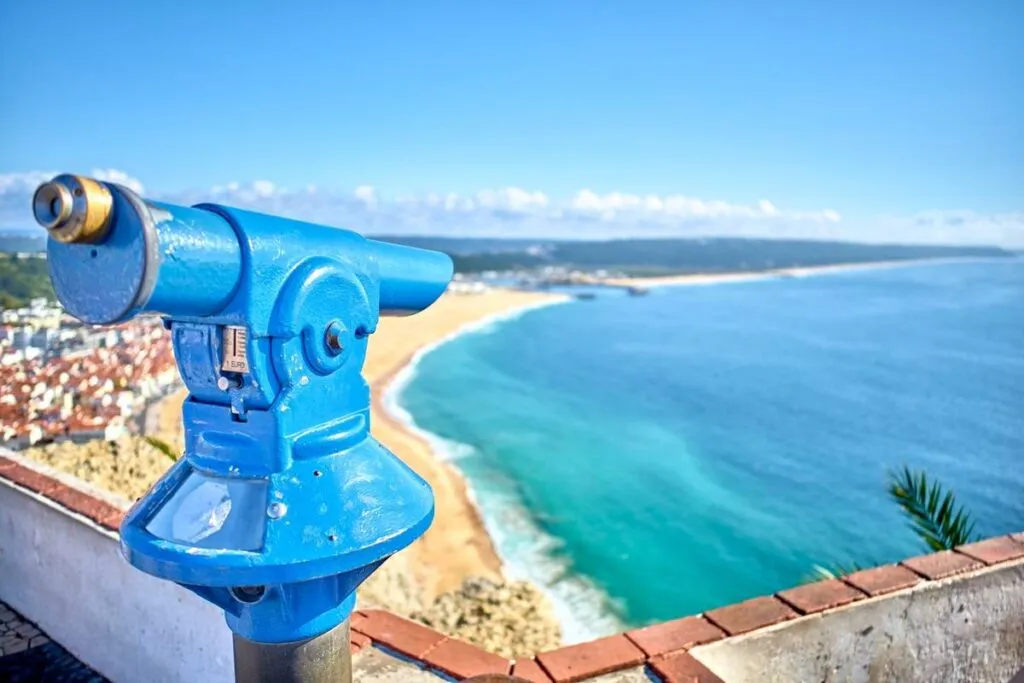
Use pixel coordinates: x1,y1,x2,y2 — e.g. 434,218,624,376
389,259,1024,643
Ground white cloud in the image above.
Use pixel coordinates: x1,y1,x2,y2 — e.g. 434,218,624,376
0,171,55,196
353,185,378,207
470,187,548,213
0,169,147,233
874,210,1024,247
570,189,840,224
0,169,145,198
250,180,277,198
89,169,145,195
208,180,283,202
500,187,549,212
0,169,1020,246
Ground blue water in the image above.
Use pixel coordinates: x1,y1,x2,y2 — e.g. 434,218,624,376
398,260,1024,639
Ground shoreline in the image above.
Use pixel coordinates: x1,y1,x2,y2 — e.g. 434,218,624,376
371,255,1008,638
603,255,1006,289
363,289,570,600
375,297,630,644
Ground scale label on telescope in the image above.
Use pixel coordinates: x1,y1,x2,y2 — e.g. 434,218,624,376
222,326,249,373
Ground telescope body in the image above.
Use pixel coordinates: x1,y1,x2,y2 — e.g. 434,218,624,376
35,175,452,648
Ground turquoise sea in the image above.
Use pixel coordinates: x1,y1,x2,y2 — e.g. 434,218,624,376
391,260,1024,641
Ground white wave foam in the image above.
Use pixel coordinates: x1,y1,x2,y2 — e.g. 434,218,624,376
382,297,568,413
478,490,628,643
381,296,626,642
382,297,569,461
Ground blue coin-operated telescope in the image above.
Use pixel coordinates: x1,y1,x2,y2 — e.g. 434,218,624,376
33,174,453,682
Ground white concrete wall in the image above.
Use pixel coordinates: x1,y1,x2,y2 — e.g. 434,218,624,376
692,561,1024,683
0,478,233,683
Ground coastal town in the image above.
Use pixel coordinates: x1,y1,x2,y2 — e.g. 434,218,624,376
0,265,527,454
0,298,179,449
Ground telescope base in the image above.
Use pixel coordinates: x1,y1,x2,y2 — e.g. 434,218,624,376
233,619,351,683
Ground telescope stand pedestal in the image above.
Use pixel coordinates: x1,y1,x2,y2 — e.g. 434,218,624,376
32,175,449,683
232,620,351,683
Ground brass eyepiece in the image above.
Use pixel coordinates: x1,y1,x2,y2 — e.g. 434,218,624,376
32,174,114,244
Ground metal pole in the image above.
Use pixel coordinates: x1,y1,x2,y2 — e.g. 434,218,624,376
232,619,351,683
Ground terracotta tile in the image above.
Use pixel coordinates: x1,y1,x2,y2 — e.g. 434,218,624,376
354,609,446,659
46,484,103,518
2,463,59,496
626,616,724,657
902,550,983,580
777,579,866,614
423,637,510,679
536,634,645,683
955,536,1024,565
649,652,725,683
704,596,798,636
350,631,371,654
0,456,16,473
512,658,554,683
350,610,369,634
843,565,922,597
84,499,125,531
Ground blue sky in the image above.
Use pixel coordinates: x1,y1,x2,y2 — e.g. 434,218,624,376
1,1,1021,244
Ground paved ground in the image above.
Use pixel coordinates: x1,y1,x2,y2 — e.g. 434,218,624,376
0,601,107,682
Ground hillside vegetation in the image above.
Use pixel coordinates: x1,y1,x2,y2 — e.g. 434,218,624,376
0,255,53,309
378,236,1013,275
0,233,1013,306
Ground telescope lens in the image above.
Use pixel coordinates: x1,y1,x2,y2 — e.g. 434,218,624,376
32,174,114,244
33,181,72,230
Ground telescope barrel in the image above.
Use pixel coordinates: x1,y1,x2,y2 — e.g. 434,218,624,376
370,239,453,315
33,175,452,323
36,175,243,324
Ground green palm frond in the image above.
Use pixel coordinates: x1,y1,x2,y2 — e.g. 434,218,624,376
887,466,977,551
803,561,866,584
144,436,179,462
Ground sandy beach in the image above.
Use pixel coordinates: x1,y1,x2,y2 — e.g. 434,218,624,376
365,289,569,597
153,287,568,602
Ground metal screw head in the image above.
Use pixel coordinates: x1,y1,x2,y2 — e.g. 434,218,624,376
324,321,344,355
217,376,231,391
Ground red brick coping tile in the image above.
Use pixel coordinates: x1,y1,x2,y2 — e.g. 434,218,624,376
3,451,1024,682
901,549,984,580
649,652,726,683
777,579,867,614
511,658,553,682
0,455,125,532
626,616,725,657
842,564,922,597
704,595,798,635
534,634,645,682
